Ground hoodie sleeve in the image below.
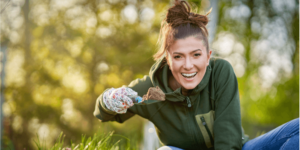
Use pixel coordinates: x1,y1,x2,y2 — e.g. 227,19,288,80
93,75,153,123
212,59,243,150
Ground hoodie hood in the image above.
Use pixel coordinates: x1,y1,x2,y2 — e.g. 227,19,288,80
149,57,212,103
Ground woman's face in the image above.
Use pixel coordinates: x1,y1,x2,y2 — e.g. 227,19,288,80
167,36,212,90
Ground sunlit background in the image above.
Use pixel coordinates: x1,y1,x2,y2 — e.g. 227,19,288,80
0,0,298,149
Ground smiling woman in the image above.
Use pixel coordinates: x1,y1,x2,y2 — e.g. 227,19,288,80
93,0,299,150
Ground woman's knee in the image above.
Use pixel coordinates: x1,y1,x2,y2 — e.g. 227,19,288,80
287,118,299,126
283,118,299,136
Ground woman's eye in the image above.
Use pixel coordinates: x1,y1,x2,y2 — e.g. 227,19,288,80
174,55,181,59
194,53,201,57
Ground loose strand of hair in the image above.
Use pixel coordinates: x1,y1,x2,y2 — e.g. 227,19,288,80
180,0,190,15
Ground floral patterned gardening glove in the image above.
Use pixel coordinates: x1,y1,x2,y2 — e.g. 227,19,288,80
102,87,137,114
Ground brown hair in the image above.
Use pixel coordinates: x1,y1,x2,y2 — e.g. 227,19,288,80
153,0,211,61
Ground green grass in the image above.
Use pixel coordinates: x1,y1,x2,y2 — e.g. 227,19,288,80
34,131,137,150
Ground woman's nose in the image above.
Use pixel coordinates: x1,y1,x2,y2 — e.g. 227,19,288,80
183,58,193,70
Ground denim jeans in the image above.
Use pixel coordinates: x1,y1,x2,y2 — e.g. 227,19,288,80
242,118,299,150
158,118,299,150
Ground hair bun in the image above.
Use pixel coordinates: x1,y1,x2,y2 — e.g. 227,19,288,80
153,0,211,61
165,0,210,30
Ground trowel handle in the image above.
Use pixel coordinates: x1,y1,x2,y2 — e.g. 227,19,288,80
128,95,143,103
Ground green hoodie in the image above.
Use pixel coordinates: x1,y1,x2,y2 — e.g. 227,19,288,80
94,57,249,150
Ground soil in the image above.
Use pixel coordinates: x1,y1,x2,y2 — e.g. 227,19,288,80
142,86,165,101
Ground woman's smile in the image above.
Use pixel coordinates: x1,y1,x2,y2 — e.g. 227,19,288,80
181,72,197,78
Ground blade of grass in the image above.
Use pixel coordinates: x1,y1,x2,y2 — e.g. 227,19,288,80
33,133,42,150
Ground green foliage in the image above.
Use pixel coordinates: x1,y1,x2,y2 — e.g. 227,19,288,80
34,131,135,150
215,0,299,138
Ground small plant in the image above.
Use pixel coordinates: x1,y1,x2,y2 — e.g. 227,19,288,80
34,131,137,150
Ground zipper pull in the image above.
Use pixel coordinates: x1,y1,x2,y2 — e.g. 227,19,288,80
186,97,191,107
200,117,206,125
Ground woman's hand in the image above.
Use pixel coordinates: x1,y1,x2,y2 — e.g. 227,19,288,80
102,87,137,114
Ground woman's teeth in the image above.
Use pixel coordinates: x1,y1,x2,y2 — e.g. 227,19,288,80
181,72,197,78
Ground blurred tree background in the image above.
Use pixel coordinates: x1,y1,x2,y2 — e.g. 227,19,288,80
0,0,298,149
